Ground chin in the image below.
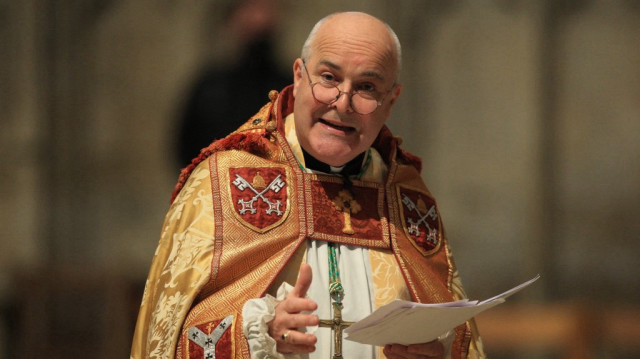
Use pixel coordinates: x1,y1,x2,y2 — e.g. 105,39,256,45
323,157,350,167
313,148,356,167
304,134,364,166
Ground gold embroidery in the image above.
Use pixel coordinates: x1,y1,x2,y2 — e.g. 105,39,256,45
131,162,216,359
205,322,215,335
395,182,442,257
332,189,362,235
252,171,266,189
224,159,293,234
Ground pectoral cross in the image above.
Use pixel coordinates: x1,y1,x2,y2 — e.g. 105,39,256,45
319,300,355,359
333,189,361,235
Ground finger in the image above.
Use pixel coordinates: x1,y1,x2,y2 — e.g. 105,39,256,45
407,340,445,357
278,311,320,328
384,344,430,359
281,330,317,347
277,330,317,354
291,263,313,298
382,344,405,359
278,297,319,316
278,342,316,355
384,344,408,357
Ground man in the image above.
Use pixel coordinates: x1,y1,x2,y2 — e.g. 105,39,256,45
131,12,484,359
177,0,290,168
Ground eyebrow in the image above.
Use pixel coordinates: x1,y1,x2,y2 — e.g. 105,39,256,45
317,59,386,82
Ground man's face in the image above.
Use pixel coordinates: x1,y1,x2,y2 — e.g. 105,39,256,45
292,14,402,167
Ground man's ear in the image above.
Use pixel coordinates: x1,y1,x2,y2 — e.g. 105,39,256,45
292,58,303,98
389,84,402,106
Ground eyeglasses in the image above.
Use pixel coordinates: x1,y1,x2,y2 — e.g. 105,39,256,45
302,60,393,115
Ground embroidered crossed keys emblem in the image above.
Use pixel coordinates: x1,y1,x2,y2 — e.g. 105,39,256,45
188,315,233,359
401,193,438,244
232,172,285,216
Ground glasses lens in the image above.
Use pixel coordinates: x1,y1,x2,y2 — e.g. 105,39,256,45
351,94,379,115
311,84,380,115
311,84,339,104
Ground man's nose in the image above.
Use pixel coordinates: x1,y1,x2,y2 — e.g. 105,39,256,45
332,90,355,114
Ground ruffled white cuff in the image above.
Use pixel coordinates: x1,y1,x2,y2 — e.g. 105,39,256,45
242,282,302,359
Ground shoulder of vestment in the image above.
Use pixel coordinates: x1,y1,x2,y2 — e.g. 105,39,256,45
171,89,284,203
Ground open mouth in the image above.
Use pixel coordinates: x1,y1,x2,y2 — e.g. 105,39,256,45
319,119,355,132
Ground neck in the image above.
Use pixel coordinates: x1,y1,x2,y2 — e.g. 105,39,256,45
302,148,365,177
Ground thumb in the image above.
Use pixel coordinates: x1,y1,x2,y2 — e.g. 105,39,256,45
291,263,313,298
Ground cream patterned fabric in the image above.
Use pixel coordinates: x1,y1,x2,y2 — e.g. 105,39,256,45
132,164,217,358
132,113,485,358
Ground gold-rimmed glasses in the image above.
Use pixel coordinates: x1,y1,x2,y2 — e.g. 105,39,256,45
301,60,393,115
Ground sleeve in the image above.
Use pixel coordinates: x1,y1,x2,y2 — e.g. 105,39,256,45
130,161,217,359
242,282,303,359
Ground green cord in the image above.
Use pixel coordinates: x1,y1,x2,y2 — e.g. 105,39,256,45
328,242,345,303
294,148,372,305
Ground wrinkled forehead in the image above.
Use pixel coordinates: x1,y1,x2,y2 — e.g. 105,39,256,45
309,14,398,82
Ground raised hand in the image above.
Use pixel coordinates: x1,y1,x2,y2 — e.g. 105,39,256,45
268,263,320,354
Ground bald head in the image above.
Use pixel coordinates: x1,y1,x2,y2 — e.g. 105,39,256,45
291,11,404,166
301,12,402,81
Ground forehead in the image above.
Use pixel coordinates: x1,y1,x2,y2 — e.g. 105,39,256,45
310,15,397,82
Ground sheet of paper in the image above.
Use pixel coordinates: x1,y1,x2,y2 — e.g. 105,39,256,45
344,274,539,346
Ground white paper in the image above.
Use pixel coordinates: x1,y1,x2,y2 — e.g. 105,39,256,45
344,274,540,346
